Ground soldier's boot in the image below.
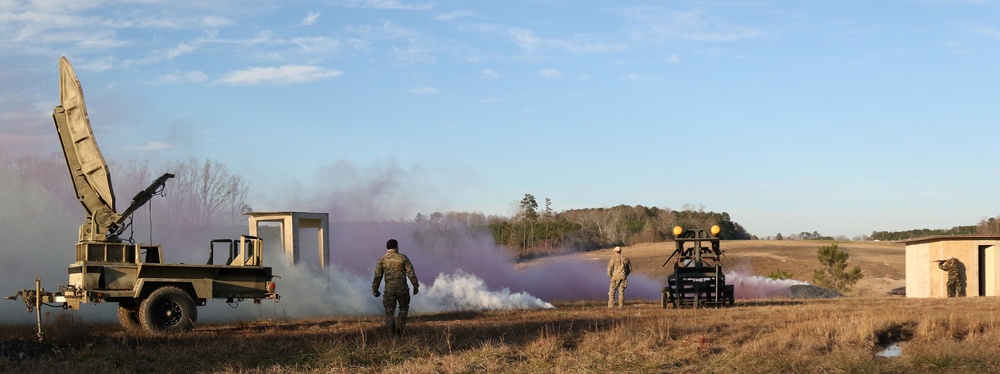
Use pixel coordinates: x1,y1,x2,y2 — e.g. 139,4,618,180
397,310,408,334
384,313,396,333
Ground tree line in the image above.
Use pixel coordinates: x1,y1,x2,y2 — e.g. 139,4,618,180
416,194,752,258
868,226,978,241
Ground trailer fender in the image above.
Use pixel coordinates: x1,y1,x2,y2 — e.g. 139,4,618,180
134,279,212,302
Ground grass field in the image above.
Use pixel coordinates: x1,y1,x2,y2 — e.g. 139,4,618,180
6,240,997,373
550,239,905,296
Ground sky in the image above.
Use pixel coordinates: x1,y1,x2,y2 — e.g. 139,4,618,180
2,0,1000,238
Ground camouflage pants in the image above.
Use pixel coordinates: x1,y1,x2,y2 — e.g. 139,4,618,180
382,287,411,331
946,280,962,298
609,279,627,308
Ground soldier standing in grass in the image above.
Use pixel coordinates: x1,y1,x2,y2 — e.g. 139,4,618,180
935,257,963,297
372,239,419,333
607,246,632,308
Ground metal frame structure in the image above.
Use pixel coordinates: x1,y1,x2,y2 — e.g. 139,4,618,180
661,226,734,308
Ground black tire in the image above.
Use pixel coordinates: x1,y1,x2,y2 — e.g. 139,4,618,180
661,292,668,309
139,286,197,334
117,301,142,333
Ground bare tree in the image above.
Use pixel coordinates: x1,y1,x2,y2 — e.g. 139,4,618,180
160,158,249,227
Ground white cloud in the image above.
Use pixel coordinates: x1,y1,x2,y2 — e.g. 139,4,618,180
623,72,662,82
665,54,681,64
156,71,208,84
409,86,439,95
622,8,763,42
301,11,320,26
334,0,433,10
291,36,341,53
392,43,435,64
538,69,562,79
343,21,435,64
201,15,233,28
508,28,540,51
480,69,500,78
972,26,1000,39
481,96,502,103
218,65,343,85
165,42,196,59
507,28,625,53
129,141,172,150
76,57,117,72
434,10,475,21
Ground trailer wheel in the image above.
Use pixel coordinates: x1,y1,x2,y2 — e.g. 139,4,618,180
139,286,197,334
117,301,142,333
661,292,668,309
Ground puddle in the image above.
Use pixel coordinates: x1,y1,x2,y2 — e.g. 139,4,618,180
876,343,902,358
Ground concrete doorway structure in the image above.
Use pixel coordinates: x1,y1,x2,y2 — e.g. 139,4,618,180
903,235,1000,298
245,211,330,270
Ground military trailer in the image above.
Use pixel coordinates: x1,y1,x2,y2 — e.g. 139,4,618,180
661,225,734,308
4,57,279,338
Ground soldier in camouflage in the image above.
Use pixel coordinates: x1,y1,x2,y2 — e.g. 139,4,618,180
936,257,963,297
372,239,419,333
607,246,632,308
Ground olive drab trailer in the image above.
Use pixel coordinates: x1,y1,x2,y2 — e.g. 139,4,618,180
661,225,735,308
4,57,279,339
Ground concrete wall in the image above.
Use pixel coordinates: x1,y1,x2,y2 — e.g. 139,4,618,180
905,243,931,298
905,237,1000,298
245,211,330,270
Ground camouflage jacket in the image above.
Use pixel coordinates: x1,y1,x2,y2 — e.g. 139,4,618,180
372,248,418,292
608,254,632,280
938,258,960,281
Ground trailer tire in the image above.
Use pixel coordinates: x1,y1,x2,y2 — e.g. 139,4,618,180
661,293,668,309
117,301,142,333
139,286,197,334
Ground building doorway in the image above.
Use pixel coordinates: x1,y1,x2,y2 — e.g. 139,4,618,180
979,245,995,297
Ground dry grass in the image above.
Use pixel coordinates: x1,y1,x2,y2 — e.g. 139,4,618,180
6,240,994,373
574,240,906,296
2,297,999,373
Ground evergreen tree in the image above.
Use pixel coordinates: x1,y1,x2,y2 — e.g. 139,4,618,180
812,244,863,293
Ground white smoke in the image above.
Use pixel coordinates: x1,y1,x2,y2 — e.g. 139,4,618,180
199,262,554,323
726,271,808,300
413,270,553,311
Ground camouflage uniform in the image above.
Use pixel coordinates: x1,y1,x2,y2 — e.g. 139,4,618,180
938,258,962,297
372,239,419,333
607,247,632,308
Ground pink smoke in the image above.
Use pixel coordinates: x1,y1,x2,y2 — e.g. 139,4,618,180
318,221,670,302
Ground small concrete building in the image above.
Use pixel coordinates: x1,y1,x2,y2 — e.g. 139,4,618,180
903,235,1000,298
244,211,330,270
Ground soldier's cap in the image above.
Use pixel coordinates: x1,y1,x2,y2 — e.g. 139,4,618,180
387,239,398,250
614,246,621,253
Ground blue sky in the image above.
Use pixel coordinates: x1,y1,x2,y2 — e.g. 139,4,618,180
2,0,1000,238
